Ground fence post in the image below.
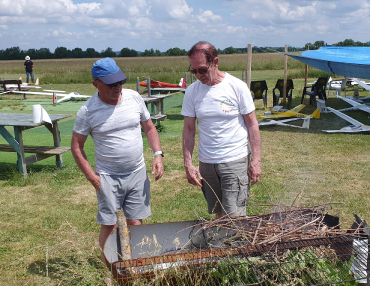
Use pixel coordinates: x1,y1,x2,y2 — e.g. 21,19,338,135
185,72,188,88
136,77,140,93
148,77,151,97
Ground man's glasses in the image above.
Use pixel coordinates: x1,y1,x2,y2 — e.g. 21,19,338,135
107,80,126,88
188,60,213,75
95,79,126,88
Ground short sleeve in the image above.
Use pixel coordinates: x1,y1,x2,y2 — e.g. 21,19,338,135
73,106,91,136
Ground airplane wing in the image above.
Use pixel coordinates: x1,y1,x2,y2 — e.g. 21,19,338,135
322,107,370,133
336,95,370,114
259,117,310,129
258,104,310,120
9,90,91,103
352,79,370,92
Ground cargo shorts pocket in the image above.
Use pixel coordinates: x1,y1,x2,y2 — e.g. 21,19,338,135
236,174,250,208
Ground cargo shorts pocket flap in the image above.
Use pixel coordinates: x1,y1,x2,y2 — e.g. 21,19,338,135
236,174,250,208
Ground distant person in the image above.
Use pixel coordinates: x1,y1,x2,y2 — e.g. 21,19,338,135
71,57,164,266
182,41,261,219
24,56,34,83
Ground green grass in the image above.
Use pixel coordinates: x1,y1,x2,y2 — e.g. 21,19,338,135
0,56,370,285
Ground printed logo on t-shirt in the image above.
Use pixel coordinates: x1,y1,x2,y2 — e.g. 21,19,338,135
220,99,234,113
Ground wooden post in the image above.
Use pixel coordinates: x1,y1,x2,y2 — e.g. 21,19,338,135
247,44,252,89
115,210,131,260
185,72,188,88
148,77,151,97
283,45,288,105
136,77,140,93
191,73,194,84
242,71,244,82
304,46,309,88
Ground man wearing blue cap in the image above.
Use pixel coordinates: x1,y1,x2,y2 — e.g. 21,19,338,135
71,58,164,265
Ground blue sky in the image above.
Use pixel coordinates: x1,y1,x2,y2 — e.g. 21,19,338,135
0,0,369,53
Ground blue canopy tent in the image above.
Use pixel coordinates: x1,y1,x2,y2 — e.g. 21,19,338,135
286,47,370,80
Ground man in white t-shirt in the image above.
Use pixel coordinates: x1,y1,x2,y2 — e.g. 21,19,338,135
71,58,164,266
182,41,261,219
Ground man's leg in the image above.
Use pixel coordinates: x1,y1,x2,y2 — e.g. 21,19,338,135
99,224,116,267
30,71,34,83
26,72,29,83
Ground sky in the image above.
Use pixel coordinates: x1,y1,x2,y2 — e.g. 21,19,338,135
0,0,370,53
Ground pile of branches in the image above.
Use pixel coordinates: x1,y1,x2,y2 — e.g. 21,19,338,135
186,204,367,250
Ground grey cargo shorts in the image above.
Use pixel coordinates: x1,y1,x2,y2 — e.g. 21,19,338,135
199,155,250,218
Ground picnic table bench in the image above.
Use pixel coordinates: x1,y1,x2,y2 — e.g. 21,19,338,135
142,94,172,125
0,113,72,177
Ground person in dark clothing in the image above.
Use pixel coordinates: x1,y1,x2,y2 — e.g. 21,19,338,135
24,56,34,83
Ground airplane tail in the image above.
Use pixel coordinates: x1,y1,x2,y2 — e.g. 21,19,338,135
27,78,40,86
311,109,320,119
179,78,185,88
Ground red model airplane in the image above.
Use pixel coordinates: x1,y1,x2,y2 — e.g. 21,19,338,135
139,76,185,88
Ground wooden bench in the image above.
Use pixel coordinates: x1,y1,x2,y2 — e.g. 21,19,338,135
0,80,22,91
0,144,70,167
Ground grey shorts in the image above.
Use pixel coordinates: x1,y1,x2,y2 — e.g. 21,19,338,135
96,166,151,225
199,155,250,218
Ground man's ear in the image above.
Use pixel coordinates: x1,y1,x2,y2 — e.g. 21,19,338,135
92,80,99,89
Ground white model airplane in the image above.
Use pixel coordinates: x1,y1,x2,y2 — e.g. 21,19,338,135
259,116,311,129
346,78,370,102
9,90,91,103
323,107,370,133
335,95,370,114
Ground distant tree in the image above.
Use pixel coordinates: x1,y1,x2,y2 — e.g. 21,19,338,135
3,46,22,60
142,48,156,57
314,41,325,49
166,47,186,56
36,48,53,59
217,48,224,55
85,48,100,58
71,48,84,58
101,47,116,57
54,47,70,58
120,47,139,57
223,46,238,54
155,49,162,56
305,43,315,50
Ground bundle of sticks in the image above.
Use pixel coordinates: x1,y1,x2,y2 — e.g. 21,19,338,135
185,204,368,249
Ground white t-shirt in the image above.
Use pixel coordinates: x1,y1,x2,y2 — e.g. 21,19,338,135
73,89,150,175
181,73,255,164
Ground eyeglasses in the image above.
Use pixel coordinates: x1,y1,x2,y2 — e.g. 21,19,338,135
188,60,213,75
107,80,126,88
95,79,126,88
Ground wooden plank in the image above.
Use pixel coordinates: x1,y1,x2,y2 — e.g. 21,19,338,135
0,113,72,127
0,144,70,155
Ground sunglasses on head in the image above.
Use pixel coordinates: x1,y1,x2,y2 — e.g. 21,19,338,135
188,60,213,75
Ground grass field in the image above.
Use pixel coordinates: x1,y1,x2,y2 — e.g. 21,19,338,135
0,55,369,285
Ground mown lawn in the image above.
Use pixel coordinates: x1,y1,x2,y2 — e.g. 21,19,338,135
0,58,369,285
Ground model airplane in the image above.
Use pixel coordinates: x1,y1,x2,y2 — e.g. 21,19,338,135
259,117,311,129
335,95,370,114
346,78,370,102
9,90,91,103
140,76,185,89
258,104,320,120
323,107,370,133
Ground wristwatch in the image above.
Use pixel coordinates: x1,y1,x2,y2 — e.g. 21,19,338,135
154,151,164,157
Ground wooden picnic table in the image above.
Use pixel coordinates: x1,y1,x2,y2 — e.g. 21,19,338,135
142,94,172,125
0,113,72,177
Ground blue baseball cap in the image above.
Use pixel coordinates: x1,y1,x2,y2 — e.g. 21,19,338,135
91,57,126,84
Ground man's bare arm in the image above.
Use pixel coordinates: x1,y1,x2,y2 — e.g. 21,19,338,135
243,111,261,185
71,131,101,190
141,119,164,181
182,116,202,187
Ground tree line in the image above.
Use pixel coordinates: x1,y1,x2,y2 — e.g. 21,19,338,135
1,39,369,60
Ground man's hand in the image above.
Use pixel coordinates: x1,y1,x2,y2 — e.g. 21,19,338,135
89,174,101,192
185,164,203,187
248,159,261,185
152,156,164,181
